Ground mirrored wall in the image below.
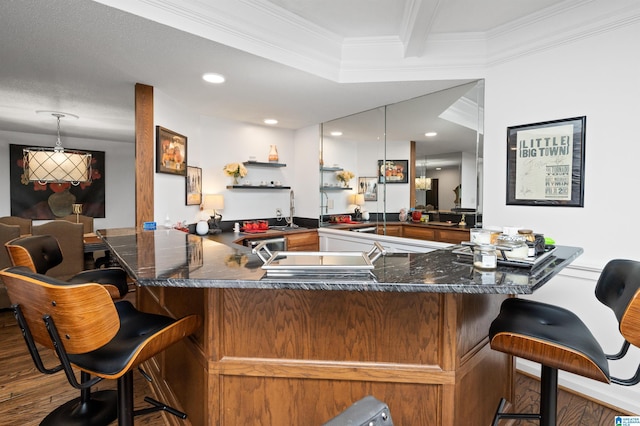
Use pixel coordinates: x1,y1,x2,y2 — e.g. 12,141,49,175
320,80,484,229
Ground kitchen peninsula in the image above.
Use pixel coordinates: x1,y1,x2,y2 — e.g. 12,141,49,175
99,227,582,426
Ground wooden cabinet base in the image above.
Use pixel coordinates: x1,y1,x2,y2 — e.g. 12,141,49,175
377,223,470,244
138,287,512,425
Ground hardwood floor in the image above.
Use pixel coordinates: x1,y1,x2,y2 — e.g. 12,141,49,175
513,373,622,426
0,307,626,425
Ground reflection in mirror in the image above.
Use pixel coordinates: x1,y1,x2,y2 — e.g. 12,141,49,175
320,80,484,228
320,107,385,225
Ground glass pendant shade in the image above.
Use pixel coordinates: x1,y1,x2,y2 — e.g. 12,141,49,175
24,112,92,184
415,176,431,190
24,148,91,183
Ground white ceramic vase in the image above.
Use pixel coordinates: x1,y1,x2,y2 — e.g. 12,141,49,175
196,220,209,235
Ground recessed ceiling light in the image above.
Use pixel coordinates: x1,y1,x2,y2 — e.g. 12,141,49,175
202,73,225,84
330,131,342,136
436,167,442,170
263,118,278,125
425,132,437,137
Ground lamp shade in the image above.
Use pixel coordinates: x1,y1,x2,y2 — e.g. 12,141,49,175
415,177,431,190
24,148,91,183
354,194,365,205
203,194,224,211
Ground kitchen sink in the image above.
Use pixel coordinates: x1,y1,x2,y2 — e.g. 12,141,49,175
269,225,307,231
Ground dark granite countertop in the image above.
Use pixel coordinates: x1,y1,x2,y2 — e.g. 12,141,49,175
98,227,582,294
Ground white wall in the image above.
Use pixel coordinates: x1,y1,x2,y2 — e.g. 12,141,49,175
484,18,640,412
154,89,305,226
460,151,476,209
293,124,322,219
322,136,360,215
355,138,386,216
381,140,411,213
0,130,135,230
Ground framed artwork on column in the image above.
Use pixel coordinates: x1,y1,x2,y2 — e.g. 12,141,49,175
186,166,202,205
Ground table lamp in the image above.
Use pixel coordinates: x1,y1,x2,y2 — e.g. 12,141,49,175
203,194,224,234
352,194,365,221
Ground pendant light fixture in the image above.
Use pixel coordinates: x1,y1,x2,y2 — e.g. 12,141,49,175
415,156,431,190
23,112,92,185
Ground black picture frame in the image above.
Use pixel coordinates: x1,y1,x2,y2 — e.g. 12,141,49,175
378,160,408,184
186,166,202,205
506,116,586,207
156,126,187,176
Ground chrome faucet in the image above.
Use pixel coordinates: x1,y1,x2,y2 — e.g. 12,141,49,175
321,191,329,215
286,189,297,228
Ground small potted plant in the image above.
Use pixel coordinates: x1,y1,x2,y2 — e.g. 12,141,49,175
223,162,248,185
336,170,354,187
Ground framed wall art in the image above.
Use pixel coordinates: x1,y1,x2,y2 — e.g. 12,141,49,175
358,177,378,201
156,126,187,176
9,144,106,219
186,166,202,205
506,116,586,207
378,160,408,184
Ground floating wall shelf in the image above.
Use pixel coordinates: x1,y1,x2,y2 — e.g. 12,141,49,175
227,185,291,190
243,161,286,168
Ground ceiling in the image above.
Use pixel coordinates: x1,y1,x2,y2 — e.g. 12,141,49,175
0,0,566,144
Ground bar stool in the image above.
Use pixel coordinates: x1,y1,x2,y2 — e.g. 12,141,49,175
1,266,201,426
6,234,128,298
489,259,640,426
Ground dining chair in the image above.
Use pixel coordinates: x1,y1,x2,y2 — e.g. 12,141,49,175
0,223,21,310
0,216,32,235
31,220,84,280
56,214,94,234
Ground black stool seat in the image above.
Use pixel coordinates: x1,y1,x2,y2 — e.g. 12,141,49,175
68,301,175,377
490,297,609,383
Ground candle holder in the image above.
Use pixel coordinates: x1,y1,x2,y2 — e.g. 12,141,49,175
72,203,83,223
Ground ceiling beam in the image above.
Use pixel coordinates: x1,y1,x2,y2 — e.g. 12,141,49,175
400,0,446,58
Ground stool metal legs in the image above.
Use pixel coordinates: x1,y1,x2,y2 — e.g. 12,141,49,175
492,365,559,426
540,366,558,426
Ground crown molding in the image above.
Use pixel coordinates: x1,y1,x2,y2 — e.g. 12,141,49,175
485,0,640,66
94,0,640,83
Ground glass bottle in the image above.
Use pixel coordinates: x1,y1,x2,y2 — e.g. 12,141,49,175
473,244,497,270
